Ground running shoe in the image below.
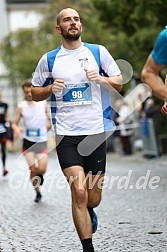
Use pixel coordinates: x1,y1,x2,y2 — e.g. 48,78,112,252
88,208,98,234
3,169,8,176
34,191,42,203
38,174,44,185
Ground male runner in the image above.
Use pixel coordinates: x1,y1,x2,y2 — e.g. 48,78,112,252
12,81,52,202
31,8,122,251
0,92,10,176
141,26,167,116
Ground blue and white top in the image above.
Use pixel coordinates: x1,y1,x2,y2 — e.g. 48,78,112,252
32,43,121,136
151,25,167,65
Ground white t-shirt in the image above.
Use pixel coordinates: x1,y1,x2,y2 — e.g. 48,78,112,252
19,100,48,142
32,43,121,135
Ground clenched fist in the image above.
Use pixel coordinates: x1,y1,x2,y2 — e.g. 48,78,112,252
161,102,167,117
52,79,66,94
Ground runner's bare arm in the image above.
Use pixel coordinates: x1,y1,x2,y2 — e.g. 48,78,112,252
100,74,123,91
44,101,52,129
141,55,167,100
31,80,66,101
31,85,52,101
161,75,167,116
12,106,22,138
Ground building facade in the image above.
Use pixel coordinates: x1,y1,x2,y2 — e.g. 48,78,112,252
0,0,47,118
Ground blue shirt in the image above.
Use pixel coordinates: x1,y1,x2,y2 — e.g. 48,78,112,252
151,26,167,65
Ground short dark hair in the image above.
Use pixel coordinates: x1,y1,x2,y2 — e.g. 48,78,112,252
22,80,31,89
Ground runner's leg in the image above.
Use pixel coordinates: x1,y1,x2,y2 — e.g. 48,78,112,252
87,173,104,209
36,153,48,173
63,165,92,240
25,152,40,192
1,142,6,168
1,142,8,176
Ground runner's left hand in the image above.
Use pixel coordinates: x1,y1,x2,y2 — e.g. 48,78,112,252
84,69,101,83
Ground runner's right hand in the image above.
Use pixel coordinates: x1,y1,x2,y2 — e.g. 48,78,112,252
161,102,167,117
13,126,23,139
52,79,66,94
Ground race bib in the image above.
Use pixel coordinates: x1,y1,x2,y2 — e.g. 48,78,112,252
63,82,92,106
26,128,40,137
79,58,89,70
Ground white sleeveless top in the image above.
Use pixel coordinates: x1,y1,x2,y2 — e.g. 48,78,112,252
20,100,48,142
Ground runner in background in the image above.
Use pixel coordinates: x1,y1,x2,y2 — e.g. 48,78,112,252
141,26,167,117
0,92,11,176
12,81,52,202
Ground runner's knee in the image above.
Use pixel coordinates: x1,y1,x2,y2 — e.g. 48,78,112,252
72,186,88,206
29,165,36,173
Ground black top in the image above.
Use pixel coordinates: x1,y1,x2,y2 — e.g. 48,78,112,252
0,102,8,124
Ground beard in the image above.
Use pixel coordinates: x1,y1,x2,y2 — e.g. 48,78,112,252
60,27,81,41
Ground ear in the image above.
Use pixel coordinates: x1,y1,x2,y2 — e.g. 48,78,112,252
55,25,61,34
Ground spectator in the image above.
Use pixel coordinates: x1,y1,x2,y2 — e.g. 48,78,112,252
116,99,134,155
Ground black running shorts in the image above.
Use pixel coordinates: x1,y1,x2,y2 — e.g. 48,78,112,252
22,139,48,154
56,133,106,175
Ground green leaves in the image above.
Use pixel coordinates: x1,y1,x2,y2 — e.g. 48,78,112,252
1,0,166,86
92,0,167,75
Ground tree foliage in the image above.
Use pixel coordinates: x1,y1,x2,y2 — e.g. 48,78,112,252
1,0,167,86
92,0,167,76
0,0,108,85
93,0,167,35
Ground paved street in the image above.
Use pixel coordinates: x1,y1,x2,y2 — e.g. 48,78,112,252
0,151,167,252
